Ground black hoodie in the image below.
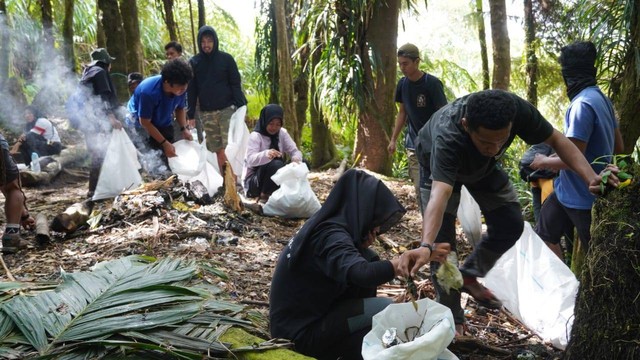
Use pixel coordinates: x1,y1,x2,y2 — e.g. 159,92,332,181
187,26,247,119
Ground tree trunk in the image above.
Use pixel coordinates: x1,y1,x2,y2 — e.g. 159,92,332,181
294,40,309,146
97,0,127,101
274,0,299,144
188,0,196,54
488,0,510,90
565,175,640,358
162,0,178,42
523,0,537,106
120,0,144,74
62,0,76,72
0,0,10,89
353,0,398,175
96,2,106,49
40,0,54,50
475,0,490,90
614,0,640,154
310,32,338,169
198,0,205,30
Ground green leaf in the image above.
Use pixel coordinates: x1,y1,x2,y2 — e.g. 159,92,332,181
617,171,632,180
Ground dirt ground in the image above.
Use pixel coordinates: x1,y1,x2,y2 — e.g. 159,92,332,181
0,150,563,359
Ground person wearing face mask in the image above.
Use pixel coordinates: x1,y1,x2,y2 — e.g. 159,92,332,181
241,104,301,203
127,58,193,162
269,169,450,360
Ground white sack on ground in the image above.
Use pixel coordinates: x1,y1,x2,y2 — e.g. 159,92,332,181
92,129,142,201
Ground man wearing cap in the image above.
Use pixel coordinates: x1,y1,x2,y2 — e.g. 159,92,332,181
388,43,447,211
531,41,623,259
187,25,247,178
74,48,123,199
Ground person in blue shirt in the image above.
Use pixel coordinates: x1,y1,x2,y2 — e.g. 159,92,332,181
127,58,193,159
531,41,624,259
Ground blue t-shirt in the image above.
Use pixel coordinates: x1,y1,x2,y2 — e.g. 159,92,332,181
127,75,186,128
555,86,617,210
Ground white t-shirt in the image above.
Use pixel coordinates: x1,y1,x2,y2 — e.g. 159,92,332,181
30,118,61,143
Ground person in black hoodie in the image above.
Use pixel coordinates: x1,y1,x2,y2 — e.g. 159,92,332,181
187,26,247,178
67,48,123,199
269,169,450,360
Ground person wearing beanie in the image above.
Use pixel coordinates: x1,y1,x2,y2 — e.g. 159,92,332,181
241,104,302,203
531,41,624,260
388,43,447,212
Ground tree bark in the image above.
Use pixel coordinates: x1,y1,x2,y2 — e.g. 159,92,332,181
274,0,299,144
614,0,640,154
62,0,76,72
565,176,640,358
523,0,537,106
162,0,178,42
40,0,54,50
198,0,205,30
310,32,338,170
475,0,490,90
0,0,10,89
488,0,511,90
120,0,144,74
354,0,399,175
97,0,128,101
96,2,106,49
294,38,309,147
188,0,196,54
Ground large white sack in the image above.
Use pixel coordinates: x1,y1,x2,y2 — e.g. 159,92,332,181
262,162,321,218
169,139,222,197
457,185,482,247
224,105,249,181
484,222,579,349
92,129,142,201
362,298,458,360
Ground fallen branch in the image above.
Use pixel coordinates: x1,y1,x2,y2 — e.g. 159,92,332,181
0,255,15,282
35,213,50,245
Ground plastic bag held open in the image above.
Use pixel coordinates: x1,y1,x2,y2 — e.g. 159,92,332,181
92,129,142,201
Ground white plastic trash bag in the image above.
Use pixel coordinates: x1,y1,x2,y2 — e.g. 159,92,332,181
484,222,579,349
262,162,321,218
225,105,249,181
92,129,142,201
168,140,207,177
457,185,482,248
169,139,222,197
362,298,458,360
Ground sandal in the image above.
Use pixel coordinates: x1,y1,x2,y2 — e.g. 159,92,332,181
461,277,502,309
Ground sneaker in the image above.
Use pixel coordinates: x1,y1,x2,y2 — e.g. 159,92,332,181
2,233,29,254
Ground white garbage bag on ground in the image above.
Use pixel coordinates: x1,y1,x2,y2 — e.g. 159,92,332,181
92,129,142,201
169,139,222,197
484,222,579,349
362,298,458,360
262,162,321,218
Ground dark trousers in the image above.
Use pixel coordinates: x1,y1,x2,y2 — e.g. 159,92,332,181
244,158,285,198
19,133,62,165
84,132,109,198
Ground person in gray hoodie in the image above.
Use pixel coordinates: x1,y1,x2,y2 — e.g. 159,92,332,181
187,26,247,178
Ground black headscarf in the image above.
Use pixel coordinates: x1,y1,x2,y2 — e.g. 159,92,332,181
286,169,406,269
560,41,597,101
254,104,283,150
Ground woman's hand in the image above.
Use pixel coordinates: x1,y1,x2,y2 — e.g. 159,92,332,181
267,149,282,159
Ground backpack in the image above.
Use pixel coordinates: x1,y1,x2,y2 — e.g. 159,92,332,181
518,143,557,182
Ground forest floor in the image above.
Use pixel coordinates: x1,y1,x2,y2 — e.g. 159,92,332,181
0,126,563,360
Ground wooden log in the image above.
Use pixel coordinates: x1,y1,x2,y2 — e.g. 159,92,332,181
50,200,94,234
223,162,243,212
20,146,88,186
35,213,50,245
332,158,348,182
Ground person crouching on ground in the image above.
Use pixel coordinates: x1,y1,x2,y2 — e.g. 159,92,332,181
11,105,62,167
269,169,450,360
242,104,302,203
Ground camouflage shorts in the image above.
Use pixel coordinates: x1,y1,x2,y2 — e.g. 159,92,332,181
200,106,235,151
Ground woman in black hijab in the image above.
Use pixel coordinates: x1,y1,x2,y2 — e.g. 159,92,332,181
269,169,450,360
242,104,302,202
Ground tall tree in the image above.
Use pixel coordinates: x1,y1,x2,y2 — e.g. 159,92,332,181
62,0,75,71
40,0,54,49
0,0,9,89
120,0,144,74
162,0,178,41
488,0,510,90
198,0,205,29
524,0,538,105
475,0,490,90
354,0,399,174
97,0,127,100
274,0,299,143
255,0,279,103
